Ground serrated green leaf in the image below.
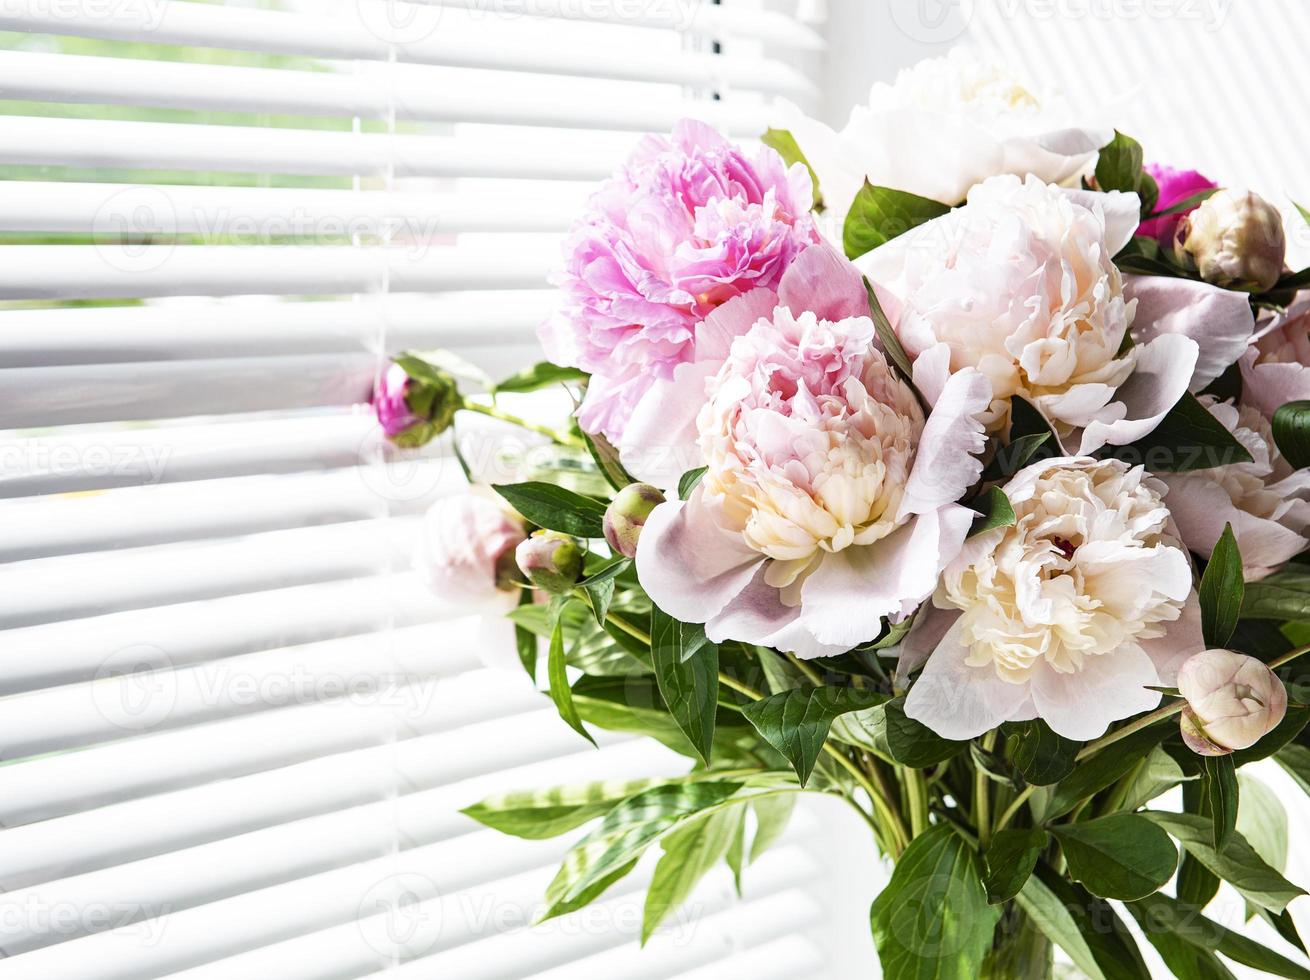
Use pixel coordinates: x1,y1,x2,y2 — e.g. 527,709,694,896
1274,400,1310,470
843,180,950,259
649,606,718,765
870,826,999,980
984,827,1046,904
740,687,885,786
761,127,824,211
1144,811,1306,913
1199,523,1243,648
493,481,607,537
493,361,589,395
1051,814,1177,901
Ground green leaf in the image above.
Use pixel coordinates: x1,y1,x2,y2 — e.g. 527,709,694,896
1125,900,1240,980
462,777,668,839
749,792,797,863
677,466,707,500
863,276,923,405
493,481,607,538
1238,772,1289,875
828,699,894,762
540,859,639,923
984,827,1047,904
1033,869,1152,980
576,557,630,628
1233,704,1310,765
649,606,719,766
761,128,824,211
1119,747,1192,812
1042,726,1159,820
1199,523,1244,648
1106,392,1252,472
1146,187,1219,219
493,361,589,395
1277,742,1310,797
540,780,745,920
513,588,538,681
1144,811,1306,913
968,486,1016,537
1004,720,1081,786
883,696,969,768
843,180,950,260
1095,131,1158,217
740,687,886,786
571,676,700,757
982,431,1053,481
1242,570,1310,620
1177,779,1221,909
1131,891,1310,979
724,805,746,895
547,609,595,746
1014,875,1109,980
581,429,634,493
642,803,742,943
869,825,1000,980
1051,814,1177,901
1201,754,1238,851
1274,400,1310,470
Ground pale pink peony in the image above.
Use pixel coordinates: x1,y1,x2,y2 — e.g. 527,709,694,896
1159,396,1310,580
635,244,991,659
902,457,1204,740
540,119,820,446
1178,649,1288,755
414,493,525,611
859,174,1253,453
1239,296,1310,419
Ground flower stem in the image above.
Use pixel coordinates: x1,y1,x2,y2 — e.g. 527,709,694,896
994,785,1036,833
459,398,583,447
976,730,996,848
906,768,930,839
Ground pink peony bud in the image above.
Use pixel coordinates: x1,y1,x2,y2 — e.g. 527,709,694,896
515,531,584,595
414,494,526,608
373,358,461,448
603,483,665,558
1174,189,1286,293
1178,648,1288,755
1137,163,1217,246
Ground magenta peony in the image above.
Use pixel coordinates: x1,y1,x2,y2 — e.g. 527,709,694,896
1137,163,1217,245
635,243,991,659
374,362,422,438
539,119,820,446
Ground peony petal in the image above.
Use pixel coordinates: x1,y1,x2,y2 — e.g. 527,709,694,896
1030,644,1163,741
770,100,867,227
704,564,851,660
777,241,869,324
1060,187,1140,256
1125,276,1255,392
695,287,780,364
903,619,1032,740
620,365,715,488
892,604,959,690
1075,334,1198,454
900,368,990,518
909,341,953,407
635,490,763,625
1140,591,1204,685
1240,348,1310,420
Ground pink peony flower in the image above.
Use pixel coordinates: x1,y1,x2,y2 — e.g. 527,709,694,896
902,456,1204,740
1137,163,1217,245
1178,648,1288,755
1159,396,1310,580
540,119,820,446
635,244,991,659
414,493,526,611
1239,296,1310,419
374,362,421,438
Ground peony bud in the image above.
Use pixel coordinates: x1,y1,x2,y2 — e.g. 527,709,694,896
415,493,526,608
515,530,583,595
603,483,666,558
1174,188,1286,293
1177,648,1288,755
373,358,461,448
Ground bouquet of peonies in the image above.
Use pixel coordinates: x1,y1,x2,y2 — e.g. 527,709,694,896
379,51,1310,979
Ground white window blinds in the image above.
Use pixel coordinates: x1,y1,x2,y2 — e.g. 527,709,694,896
0,1,852,978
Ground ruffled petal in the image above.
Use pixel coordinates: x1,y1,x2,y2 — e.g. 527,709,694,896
777,241,869,324
1240,347,1310,420
1075,333,1198,454
635,490,763,625
1140,591,1204,685
704,564,851,660
903,619,1032,740
1061,187,1140,256
899,368,990,519
1030,644,1163,741
1125,276,1255,391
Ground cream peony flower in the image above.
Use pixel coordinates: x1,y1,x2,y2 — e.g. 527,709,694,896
637,244,991,659
776,48,1110,220
861,174,1253,454
1159,397,1310,580
903,457,1203,740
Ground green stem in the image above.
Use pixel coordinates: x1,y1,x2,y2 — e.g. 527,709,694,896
786,652,824,687
906,768,930,839
604,611,651,646
976,731,996,848
460,398,583,447
995,785,1036,833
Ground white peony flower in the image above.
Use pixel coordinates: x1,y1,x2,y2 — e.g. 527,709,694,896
860,174,1254,455
1239,295,1310,419
1159,397,1310,580
903,457,1204,740
776,48,1110,219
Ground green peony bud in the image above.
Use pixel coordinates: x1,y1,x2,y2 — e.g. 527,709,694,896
1173,188,1286,293
515,530,583,594
374,356,462,448
603,483,666,558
